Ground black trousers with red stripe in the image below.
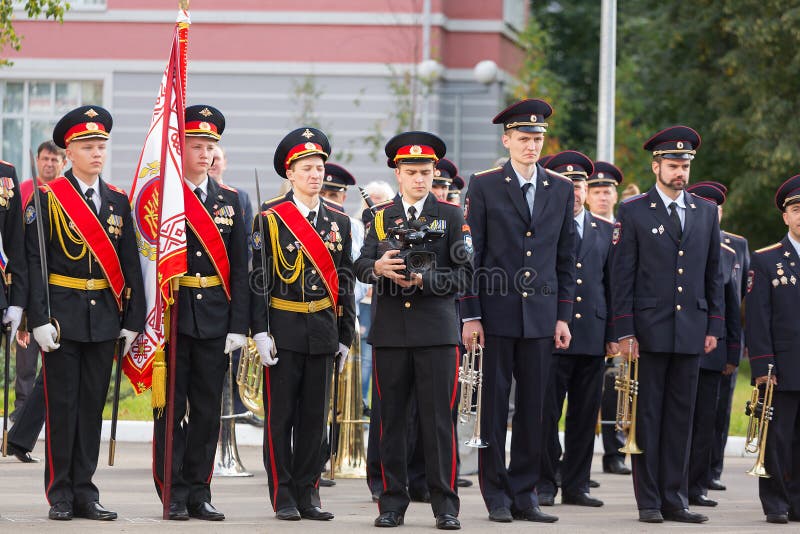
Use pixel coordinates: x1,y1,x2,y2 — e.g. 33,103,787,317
153,334,227,507
42,338,116,507
374,345,460,517
263,349,333,512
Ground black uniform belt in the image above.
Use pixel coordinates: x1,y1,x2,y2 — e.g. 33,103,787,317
48,273,110,290
178,274,222,288
270,296,332,313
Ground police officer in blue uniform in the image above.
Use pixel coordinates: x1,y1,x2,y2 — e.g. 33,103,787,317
461,99,576,524
745,174,800,524
612,126,723,524
538,151,615,508
684,182,741,507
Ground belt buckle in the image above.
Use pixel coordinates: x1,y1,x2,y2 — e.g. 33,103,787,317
307,300,318,313
86,279,95,290
199,275,208,288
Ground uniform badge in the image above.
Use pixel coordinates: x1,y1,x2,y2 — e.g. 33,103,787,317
791,275,797,285
287,243,296,253
464,197,470,218
590,222,597,228
331,221,339,232
505,177,511,183
785,251,791,257
429,219,447,232
542,180,549,187
747,270,754,293
658,225,664,235
252,231,262,250
780,276,788,285
612,222,621,245
772,278,780,287
724,238,731,244
25,205,36,224
337,243,343,251
650,202,657,209
464,234,474,255
652,228,658,234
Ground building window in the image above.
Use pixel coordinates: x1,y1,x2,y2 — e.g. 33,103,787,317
0,80,103,174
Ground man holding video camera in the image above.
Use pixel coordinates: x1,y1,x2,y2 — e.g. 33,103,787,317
354,131,474,530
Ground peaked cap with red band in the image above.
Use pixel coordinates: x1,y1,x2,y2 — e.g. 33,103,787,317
588,161,624,188
686,182,726,205
274,126,331,178
323,162,356,192
385,131,446,169
434,158,458,186
492,98,553,133
775,174,800,211
544,150,594,181
53,105,112,149
643,125,701,160
185,104,225,141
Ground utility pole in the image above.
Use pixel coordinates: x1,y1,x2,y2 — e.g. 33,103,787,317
596,0,617,162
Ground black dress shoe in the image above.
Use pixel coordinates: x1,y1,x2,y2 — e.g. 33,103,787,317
48,502,73,521
300,506,334,520
708,478,726,491
168,502,189,521
374,511,404,527
276,506,301,520
562,492,603,507
488,507,512,522
456,478,472,488
662,509,708,523
74,501,117,521
766,513,789,524
409,489,431,503
538,493,555,506
188,501,225,521
7,443,40,463
513,506,558,523
689,494,718,507
436,513,461,530
603,458,631,475
589,479,600,488
638,509,663,523
319,477,336,487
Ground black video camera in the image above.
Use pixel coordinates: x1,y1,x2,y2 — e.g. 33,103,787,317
377,222,445,279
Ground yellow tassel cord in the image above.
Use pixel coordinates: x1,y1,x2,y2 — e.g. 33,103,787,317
48,193,87,260
151,299,172,414
267,212,304,285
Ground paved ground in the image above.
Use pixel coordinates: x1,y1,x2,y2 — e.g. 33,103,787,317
0,441,789,533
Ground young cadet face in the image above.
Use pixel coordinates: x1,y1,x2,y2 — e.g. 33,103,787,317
287,155,325,198
395,162,434,203
431,183,449,201
37,149,66,182
653,158,691,192
573,180,587,217
783,202,800,241
208,145,227,182
502,129,545,167
65,138,106,179
184,138,217,177
586,185,617,217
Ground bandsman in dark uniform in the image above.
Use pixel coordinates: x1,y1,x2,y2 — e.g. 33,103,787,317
745,174,800,524
611,126,723,524
354,131,472,530
538,151,615,508
460,99,575,524
26,105,145,521
684,182,741,508
0,156,26,364
251,127,355,521
446,175,465,206
152,105,250,521
432,158,458,202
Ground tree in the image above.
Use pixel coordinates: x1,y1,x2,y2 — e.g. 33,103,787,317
1,0,70,67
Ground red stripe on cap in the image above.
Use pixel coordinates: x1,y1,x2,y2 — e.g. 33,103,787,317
185,120,219,135
64,122,108,145
285,142,326,168
393,144,438,162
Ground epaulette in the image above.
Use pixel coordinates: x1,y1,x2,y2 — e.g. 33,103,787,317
690,193,716,207
324,202,347,216
722,230,746,241
261,194,286,210
621,193,646,204
721,243,736,255
0,159,13,167
473,166,501,177
372,199,393,212
219,183,238,194
106,183,127,195
544,168,572,184
439,199,460,207
592,213,614,225
756,242,782,254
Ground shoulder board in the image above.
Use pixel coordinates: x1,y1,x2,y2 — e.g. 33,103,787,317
721,243,736,255
544,168,572,184
592,213,614,225
473,166,501,177
438,199,459,207
219,183,238,194
261,194,286,209
373,199,393,212
621,193,646,204
756,242,782,254
722,230,746,241
0,159,13,167
324,203,347,216
689,193,716,207
106,183,127,195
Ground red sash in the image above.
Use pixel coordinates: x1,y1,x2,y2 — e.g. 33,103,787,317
182,181,231,300
21,178,38,208
46,177,124,309
269,201,339,308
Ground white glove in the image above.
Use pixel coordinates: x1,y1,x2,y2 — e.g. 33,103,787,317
3,305,23,340
224,333,247,354
33,324,60,352
120,329,138,356
254,331,278,366
336,342,350,373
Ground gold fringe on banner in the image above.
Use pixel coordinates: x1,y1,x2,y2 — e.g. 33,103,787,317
151,301,172,414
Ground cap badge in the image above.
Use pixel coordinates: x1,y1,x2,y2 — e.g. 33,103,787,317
305,142,316,150
199,107,213,117
434,170,441,177
505,177,511,182
410,145,422,155
199,121,211,131
567,165,574,172
326,175,332,181
530,115,537,122
677,141,684,149
598,172,605,178
84,108,99,118
85,122,98,131
302,128,314,139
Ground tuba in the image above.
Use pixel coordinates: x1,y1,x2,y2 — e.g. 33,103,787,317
744,363,775,478
614,339,642,454
332,321,368,478
236,337,264,417
458,332,488,448
214,350,254,477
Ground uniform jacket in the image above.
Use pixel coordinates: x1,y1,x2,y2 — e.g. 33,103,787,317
354,193,473,348
250,191,355,355
0,161,27,310
178,177,249,339
722,231,750,300
25,170,145,342
459,160,576,339
745,236,800,391
559,210,614,356
700,244,741,371
611,187,724,355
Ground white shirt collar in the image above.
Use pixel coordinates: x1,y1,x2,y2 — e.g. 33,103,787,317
655,185,686,210
76,176,101,209
293,196,321,221
513,164,537,188
401,195,427,220
185,176,209,200
788,233,800,258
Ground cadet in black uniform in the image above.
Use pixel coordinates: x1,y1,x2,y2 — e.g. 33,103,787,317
611,126,723,524
0,157,26,365
26,105,145,521
460,99,575,524
251,127,355,521
354,131,473,530
745,174,800,524
538,151,615,508
684,182,741,507
152,105,249,521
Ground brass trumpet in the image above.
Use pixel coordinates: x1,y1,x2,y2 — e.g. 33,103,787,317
614,339,642,454
236,337,264,417
458,332,488,448
744,363,775,478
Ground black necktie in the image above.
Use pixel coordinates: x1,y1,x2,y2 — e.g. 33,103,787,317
521,183,533,214
85,188,97,215
307,210,316,226
408,206,417,222
194,187,204,203
669,201,683,239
